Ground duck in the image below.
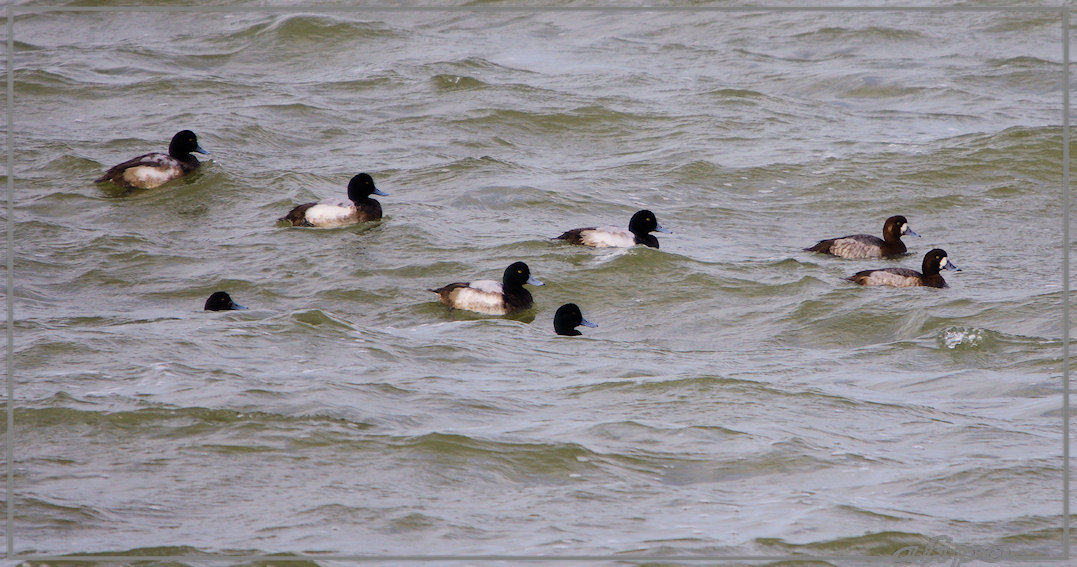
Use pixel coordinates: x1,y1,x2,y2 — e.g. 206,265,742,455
846,248,960,288
429,261,543,315
555,209,671,249
804,215,920,259
95,130,207,190
204,291,247,311
280,173,387,227
554,303,598,336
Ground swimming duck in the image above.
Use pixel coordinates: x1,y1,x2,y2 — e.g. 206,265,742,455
429,261,544,315
554,303,598,336
805,215,920,259
95,130,207,190
556,209,671,249
204,291,246,311
280,173,387,227
846,248,960,288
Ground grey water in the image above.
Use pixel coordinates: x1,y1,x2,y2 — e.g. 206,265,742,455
5,2,1072,563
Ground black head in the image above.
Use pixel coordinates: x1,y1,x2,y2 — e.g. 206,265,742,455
502,261,544,290
204,291,246,311
169,130,207,158
554,303,598,336
346,173,388,202
922,248,960,276
883,215,920,240
627,209,671,236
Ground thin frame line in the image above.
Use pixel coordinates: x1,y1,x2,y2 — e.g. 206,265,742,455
2,3,1070,563
3,4,1069,15
0,553,1058,563
5,4,14,562
1063,5,1072,561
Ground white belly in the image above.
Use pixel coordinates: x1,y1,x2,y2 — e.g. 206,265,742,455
122,165,182,189
449,281,507,314
304,200,358,227
580,227,636,248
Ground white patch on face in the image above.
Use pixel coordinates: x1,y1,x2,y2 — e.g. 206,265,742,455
901,223,908,233
940,256,950,269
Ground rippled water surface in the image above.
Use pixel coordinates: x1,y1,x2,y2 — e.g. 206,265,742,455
6,2,1073,563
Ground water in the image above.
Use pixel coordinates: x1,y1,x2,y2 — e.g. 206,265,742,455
6,2,1071,562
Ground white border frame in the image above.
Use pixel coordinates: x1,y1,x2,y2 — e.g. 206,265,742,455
2,4,1070,564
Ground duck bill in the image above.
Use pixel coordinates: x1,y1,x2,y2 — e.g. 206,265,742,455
905,228,921,238
580,317,598,328
373,188,388,196
230,302,248,310
944,261,960,272
194,144,209,155
527,275,544,286
655,224,673,234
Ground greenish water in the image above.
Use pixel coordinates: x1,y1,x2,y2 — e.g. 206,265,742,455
6,3,1071,562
